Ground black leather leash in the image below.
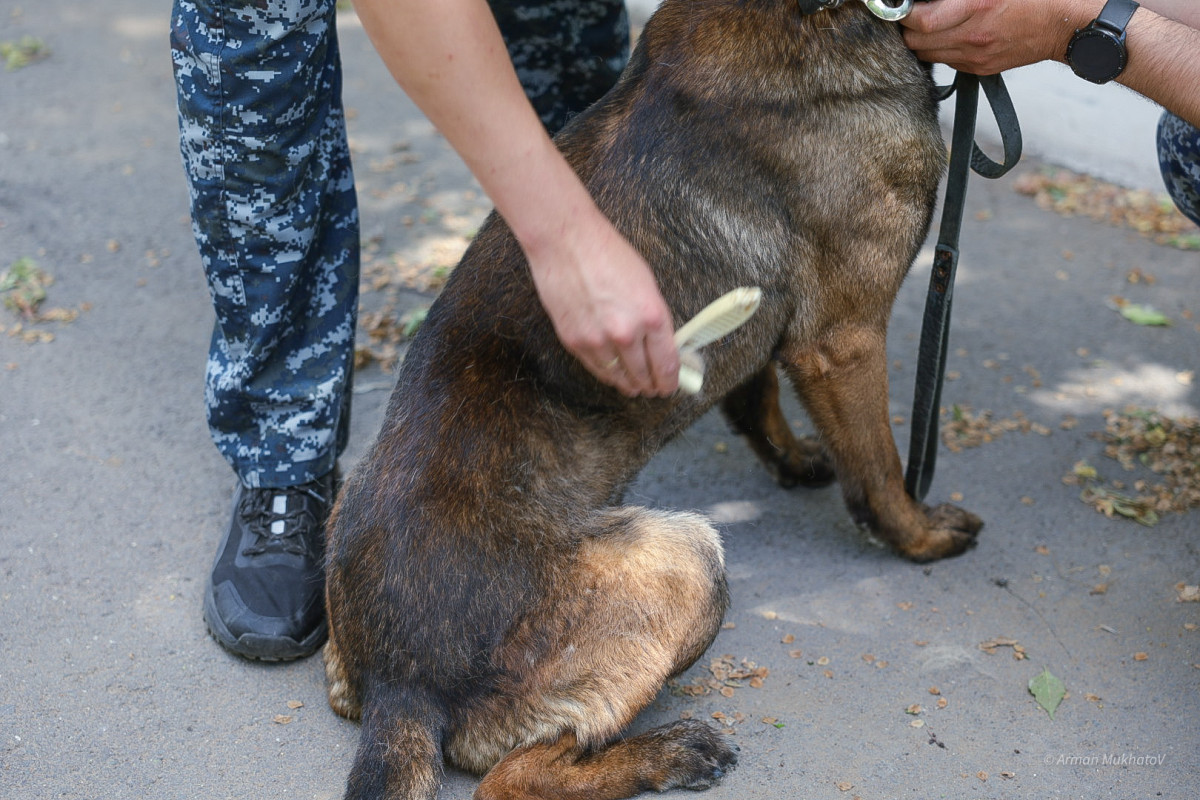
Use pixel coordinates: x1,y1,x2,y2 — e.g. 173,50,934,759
905,72,1022,501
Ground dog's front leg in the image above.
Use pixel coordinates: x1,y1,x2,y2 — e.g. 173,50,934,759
720,365,835,489
781,324,981,561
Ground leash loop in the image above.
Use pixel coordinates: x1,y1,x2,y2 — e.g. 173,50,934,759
970,74,1022,178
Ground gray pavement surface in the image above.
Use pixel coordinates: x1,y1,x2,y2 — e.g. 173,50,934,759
2,2,1198,799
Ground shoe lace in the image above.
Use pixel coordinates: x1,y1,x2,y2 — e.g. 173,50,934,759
239,482,328,557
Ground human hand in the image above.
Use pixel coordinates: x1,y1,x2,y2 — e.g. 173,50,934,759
900,0,1090,74
523,206,680,398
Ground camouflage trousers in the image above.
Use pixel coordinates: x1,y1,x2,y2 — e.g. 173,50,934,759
1158,111,1200,227
171,0,628,489
490,0,629,132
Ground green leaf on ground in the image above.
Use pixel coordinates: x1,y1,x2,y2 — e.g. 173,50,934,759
1118,304,1171,326
1,36,49,71
1029,668,1066,719
1080,485,1160,527
1,257,52,318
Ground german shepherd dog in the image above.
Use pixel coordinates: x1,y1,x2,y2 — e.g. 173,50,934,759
325,1,983,797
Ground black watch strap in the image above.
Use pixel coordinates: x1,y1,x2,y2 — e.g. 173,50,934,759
1093,0,1139,35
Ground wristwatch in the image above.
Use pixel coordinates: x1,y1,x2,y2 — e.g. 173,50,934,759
1066,0,1140,84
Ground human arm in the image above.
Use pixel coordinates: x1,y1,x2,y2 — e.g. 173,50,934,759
350,0,679,396
900,0,1200,127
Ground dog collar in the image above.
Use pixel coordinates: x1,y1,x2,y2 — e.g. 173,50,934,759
797,0,914,21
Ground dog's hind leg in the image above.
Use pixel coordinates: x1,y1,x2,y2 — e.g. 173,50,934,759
781,324,982,562
448,507,736,799
474,721,734,800
720,364,835,488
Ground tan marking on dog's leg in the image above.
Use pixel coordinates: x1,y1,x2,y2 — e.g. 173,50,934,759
720,364,834,488
445,507,729,776
324,630,361,720
782,325,980,561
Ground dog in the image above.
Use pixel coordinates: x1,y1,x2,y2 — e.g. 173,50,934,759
324,1,983,798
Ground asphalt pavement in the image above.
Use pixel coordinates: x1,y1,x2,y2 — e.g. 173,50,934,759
2,2,1197,798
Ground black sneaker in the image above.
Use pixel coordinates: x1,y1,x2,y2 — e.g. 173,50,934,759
203,472,334,661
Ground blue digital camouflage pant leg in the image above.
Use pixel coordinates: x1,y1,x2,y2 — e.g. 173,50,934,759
489,0,630,133
1157,111,1200,227
172,0,359,489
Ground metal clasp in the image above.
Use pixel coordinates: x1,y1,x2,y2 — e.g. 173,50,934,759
861,0,914,21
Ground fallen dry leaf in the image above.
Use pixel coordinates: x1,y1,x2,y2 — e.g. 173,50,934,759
942,406,1053,452
1013,166,1200,249
1066,410,1200,525
1177,584,1200,603
669,655,768,698
978,637,1029,660
978,637,1019,653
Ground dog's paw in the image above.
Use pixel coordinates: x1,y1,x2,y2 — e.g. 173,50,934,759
902,503,983,562
773,435,835,489
645,720,739,791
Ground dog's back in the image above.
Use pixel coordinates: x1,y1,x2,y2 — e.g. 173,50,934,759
326,2,953,799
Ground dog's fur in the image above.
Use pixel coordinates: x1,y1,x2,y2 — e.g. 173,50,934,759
325,1,983,797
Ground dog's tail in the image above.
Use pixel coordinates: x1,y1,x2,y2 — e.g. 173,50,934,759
344,681,446,800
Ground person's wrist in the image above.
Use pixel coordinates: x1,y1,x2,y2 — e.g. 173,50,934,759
1051,0,1108,65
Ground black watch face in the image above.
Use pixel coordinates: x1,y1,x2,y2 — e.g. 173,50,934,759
1070,30,1124,82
